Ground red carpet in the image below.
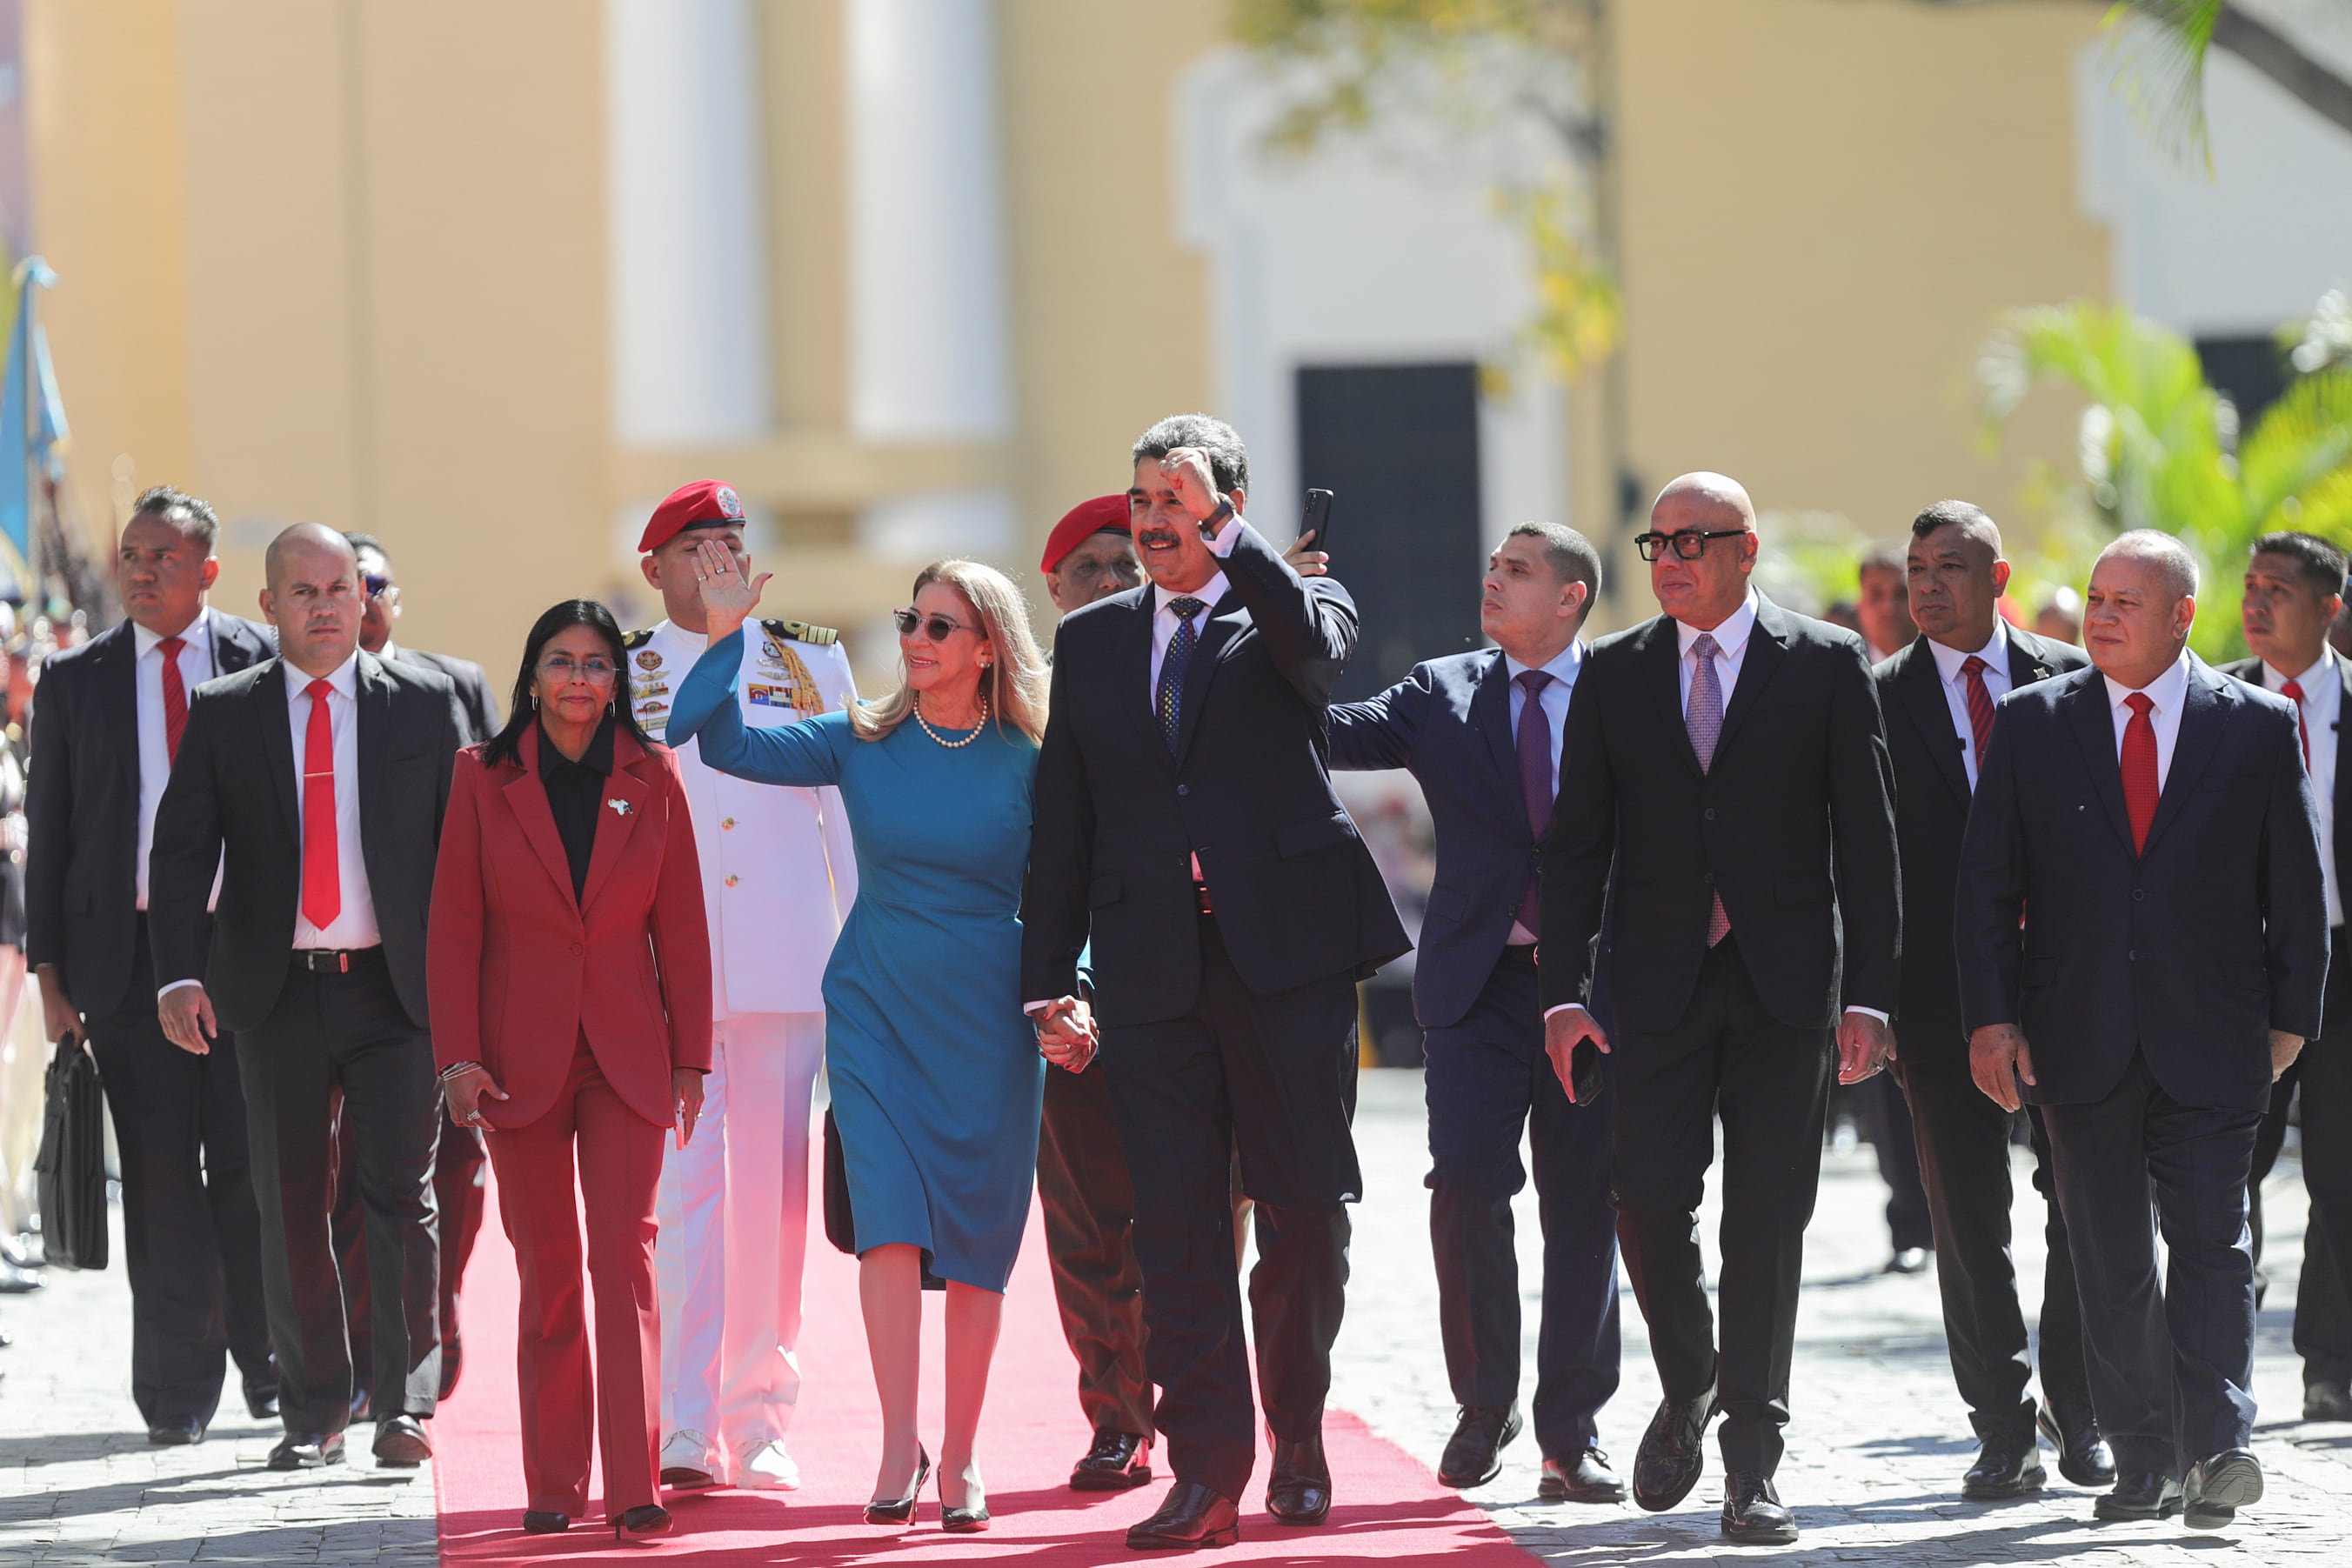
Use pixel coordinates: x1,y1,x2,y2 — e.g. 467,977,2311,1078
433,1152,1530,1564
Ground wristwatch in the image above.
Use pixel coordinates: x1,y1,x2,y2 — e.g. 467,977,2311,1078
1199,494,1236,537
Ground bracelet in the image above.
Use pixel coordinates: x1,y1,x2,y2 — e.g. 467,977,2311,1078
438,1061,484,1084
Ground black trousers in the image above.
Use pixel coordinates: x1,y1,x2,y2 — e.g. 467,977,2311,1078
2248,926,2352,1391
1424,945,1620,1456
1099,916,1358,1502
1861,1072,1934,1253
2042,1054,2262,1477
236,948,442,1435
1611,934,1832,1478
331,1104,487,1403
1900,1053,2092,1445
1037,1057,1155,1441
84,917,275,1429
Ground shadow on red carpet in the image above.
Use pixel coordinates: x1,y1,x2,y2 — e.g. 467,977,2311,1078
433,1153,1530,1563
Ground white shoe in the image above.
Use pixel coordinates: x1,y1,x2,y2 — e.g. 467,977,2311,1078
736,1438,802,1491
659,1430,724,1489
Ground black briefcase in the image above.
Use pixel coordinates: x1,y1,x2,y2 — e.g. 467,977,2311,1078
35,1037,109,1271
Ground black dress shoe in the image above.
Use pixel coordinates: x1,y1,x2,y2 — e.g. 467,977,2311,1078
520,1511,570,1534
1126,1481,1240,1551
2092,1471,2182,1521
1540,1447,1624,1504
2183,1448,2262,1531
245,1381,280,1423
614,1504,672,1539
1072,1430,1154,1491
1961,1435,2046,1500
439,1336,464,1402
1437,1404,1521,1489
2306,1380,2352,1423
373,1414,432,1467
1883,1246,1930,1275
2035,1405,2116,1487
1721,1472,1797,1545
147,1417,205,1446
1266,1434,1332,1525
1632,1384,1717,1513
268,1432,348,1471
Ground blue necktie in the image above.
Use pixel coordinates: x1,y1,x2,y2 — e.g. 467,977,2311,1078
1155,597,1206,751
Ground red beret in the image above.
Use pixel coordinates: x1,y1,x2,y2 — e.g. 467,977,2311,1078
1040,494,1133,574
638,479,748,554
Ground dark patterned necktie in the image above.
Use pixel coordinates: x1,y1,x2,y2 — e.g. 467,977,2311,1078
1155,597,1206,751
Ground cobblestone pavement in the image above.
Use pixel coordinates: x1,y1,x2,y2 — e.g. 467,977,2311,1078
1334,1068,2352,1565
0,1202,438,1567
4,1071,2344,1565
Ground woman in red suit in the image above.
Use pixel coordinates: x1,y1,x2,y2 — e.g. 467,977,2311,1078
429,599,712,1539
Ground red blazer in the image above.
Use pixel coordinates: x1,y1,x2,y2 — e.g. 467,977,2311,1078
429,724,713,1130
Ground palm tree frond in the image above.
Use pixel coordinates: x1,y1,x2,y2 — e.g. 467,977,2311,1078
2101,1,2222,172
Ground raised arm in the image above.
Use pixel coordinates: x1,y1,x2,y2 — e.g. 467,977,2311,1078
664,628,846,789
1326,667,1430,773
1214,521,1357,707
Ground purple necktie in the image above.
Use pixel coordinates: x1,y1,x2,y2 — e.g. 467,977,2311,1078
1514,669,1555,936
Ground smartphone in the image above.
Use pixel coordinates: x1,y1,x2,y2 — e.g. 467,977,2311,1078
1300,488,1336,556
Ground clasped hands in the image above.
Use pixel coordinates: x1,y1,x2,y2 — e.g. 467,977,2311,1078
1032,996,1100,1074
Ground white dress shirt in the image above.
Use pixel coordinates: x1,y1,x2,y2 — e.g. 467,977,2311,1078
2102,652,2192,791
1505,641,1584,946
1928,621,2012,793
1145,511,1242,703
284,652,382,951
2262,653,2342,928
133,615,219,911
1675,589,1761,713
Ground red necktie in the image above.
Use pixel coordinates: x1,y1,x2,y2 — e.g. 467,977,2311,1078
2121,691,2159,855
1959,654,1996,773
157,636,189,764
302,678,341,931
2282,677,2310,771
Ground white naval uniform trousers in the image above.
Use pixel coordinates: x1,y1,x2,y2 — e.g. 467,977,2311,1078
632,618,857,1468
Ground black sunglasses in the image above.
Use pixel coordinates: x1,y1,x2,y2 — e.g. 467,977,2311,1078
893,608,976,642
1634,529,1747,562
364,573,393,598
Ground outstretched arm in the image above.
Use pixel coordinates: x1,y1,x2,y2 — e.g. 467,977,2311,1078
1326,668,1430,773
665,629,847,789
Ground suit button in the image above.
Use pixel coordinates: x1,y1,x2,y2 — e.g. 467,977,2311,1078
570,943,583,956
2128,950,2136,962
1703,871,1714,884
2133,888,2146,902
1703,808,1715,822
1177,784,1190,797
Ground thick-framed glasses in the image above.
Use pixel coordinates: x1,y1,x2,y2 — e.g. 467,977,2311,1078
893,608,975,642
364,573,393,598
1634,529,1747,562
537,655,619,685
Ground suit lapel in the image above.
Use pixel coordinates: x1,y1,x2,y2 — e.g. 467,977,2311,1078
1119,593,1172,769
581,735,651,912
1470,649,1520,811
1895,639,1971,805
2139,660,2227,857
2002,628,2060,691
93,622,141,791
1712,596,1788,758
2065,674,2135,853
1645,616,1704,777
501,725,584,911
354,653,391,876
1173,591,1245,770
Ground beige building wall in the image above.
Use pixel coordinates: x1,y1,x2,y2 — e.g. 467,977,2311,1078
1609,0,2110,562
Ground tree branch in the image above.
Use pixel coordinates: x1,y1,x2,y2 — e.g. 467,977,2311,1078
2210,5,2352,137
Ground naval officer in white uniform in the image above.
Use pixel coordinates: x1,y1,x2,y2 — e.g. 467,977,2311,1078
629,480,859,1491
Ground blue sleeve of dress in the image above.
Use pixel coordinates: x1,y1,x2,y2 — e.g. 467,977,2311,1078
665,626,847,788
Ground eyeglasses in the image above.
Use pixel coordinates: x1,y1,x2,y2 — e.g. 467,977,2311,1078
537,656,619,684
364,574,392,598
893,608,976,642
1634,529,1748,562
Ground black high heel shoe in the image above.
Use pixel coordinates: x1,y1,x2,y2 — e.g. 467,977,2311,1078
865,1445,932,1526
939,1466,991,1534
613,1504,672,1539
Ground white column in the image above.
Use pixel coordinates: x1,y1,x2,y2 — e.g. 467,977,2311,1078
605,0,773,446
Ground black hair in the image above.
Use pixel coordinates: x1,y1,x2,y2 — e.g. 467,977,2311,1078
1504,522,1603,603
2249,530,2349,602
479,599,651,768
1910,498,1997,540
1132,413,1250,496
130,485,220,552
344,531,389,567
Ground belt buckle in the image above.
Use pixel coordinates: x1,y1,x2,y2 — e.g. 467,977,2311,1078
300,949,351,975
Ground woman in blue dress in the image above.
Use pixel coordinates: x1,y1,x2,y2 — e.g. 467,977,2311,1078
665,543,1082,1534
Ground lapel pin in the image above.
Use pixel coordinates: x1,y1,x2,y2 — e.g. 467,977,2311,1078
606,798,633,817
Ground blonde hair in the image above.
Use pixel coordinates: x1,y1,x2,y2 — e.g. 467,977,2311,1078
849,559,1048,745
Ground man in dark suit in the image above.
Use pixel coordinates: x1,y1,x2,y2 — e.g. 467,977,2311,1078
1958,529,2328,1530
1541,472,1900,1545
2222,531,2352,1424
25,486,278,1444
332,531,498,1408
1874,501,2109,1499
1023,414,1409,1551
1326,523,1622,1503
149,523,464,1473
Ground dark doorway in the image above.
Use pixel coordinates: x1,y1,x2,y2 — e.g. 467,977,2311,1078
1295,363,1483,702
2195,334,2290,427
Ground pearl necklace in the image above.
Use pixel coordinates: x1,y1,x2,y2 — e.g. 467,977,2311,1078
912,691,989,749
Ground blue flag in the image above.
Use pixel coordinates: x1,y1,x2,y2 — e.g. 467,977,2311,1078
1,256,69,567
